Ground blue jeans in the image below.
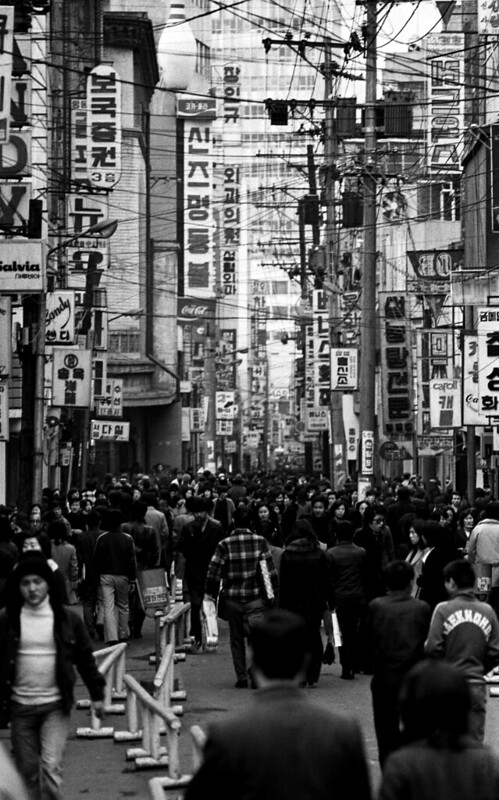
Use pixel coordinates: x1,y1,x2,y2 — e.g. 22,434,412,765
100,574,129,642
11,701,71,800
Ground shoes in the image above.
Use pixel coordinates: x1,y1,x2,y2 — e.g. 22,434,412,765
340,669,354,680
235,679,249,688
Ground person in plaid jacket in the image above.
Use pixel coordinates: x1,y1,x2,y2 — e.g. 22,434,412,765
205,506,278,688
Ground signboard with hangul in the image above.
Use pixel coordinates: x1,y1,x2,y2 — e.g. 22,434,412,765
379,293,414,436
312,289,330,406
46,291,75,345
429,378,462,428
95,378,123,418
0,7,13,145
0,378,8,440
190,408,204,432
216,391,235,419
463,333,489,425
86,65,122,189
217,419,233,436
0,296,10,376
305,407,329,432
52,349,92,408
331,347,358,390
90,420,130,441
478,308,499,421
416,328,458,435
66,195,111,274
243,431,260,448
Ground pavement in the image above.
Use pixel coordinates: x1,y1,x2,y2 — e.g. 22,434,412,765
3,607,499,800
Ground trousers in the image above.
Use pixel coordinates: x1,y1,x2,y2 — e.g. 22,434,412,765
11,701,71,800
100,574,129,642
225,597,267,682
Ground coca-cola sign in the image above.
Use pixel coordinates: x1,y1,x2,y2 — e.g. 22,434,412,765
177,297,215,323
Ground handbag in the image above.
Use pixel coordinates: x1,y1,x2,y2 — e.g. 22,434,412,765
136,568,170,617
258,556,275,604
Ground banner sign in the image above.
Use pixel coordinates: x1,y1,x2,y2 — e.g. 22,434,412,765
183,116,214,297
477,308,499,421
331,347,358,391
46,291,75,345
52,348,92,408
429,378,462,428
426,33,464,174
177,296,216,324
416,328,458,435
86,65,121,189
0,240,43,291
361,431,374,475
0,6,13,144
379,292,414,436
312,289,330,406
0,378,8,441
90,420,130,441
407,248,462,294
0,296,10,376
463,333,489,425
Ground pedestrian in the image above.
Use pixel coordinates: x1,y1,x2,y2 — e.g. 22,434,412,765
367,560,431,766
326,520,367,680
121,500,159,638
184,608,372,800
47,520,79,605
404,518,429,598
466,500,499,614
417,519,459,611
93,508,137,645
379,660,499,800
205,506,278,687
75,508,103,640
425,559,499,742
0,553,105,800
279,518,331,687
177,497,223,650
142,490,172,573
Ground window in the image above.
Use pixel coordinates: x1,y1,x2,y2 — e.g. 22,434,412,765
109,331,140,354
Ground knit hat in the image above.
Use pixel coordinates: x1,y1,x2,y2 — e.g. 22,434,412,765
13,553,54,586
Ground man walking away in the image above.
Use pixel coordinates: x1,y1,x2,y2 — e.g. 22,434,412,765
0,553,105,800
425,559,499,742
93,508,137,645
185,609,372,800
367,560,431,767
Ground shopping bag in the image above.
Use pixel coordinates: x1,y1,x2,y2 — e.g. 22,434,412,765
331,610,342,647
258,557,275,604
136,568,170,617
201,598,218,651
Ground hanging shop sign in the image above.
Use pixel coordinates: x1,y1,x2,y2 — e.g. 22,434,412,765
90,420,130,441
463,333,489,426
0,6,13,145
46,291,75,345
416,328,458,435
0,296,10,376
0,378,8,441
312,289,330,406
305,406,329,432
331,347,358,391
66,195,111,275
477,308,499,423
0,240,43,291
95,378,123,418
216,391,235,419
190,408,204,432
86,65,121,189
429,378,462,428
52,348,92,408
379,292,414,437
361,431,374,475
426,33,464,174
407,248,462,294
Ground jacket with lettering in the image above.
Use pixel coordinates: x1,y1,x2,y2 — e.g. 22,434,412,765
425,589,499,681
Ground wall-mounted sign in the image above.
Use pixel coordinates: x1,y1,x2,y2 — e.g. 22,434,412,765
361,430,374,475
86,65,121,189
426,33,464,174
52,348,92,408
0,296,11,376
331,347,358,390
0,6,13,144
90,420,130,441
0,240,43,291
379,292,414,437
429,378,461,428
0,378,8,441
477,308,499,422
46,291,75,345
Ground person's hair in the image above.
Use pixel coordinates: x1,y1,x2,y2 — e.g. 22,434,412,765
364,503,385,526
396,485,412,502
311,493,328,508
47,519,69,546
418,519,440,548
484,500,499,521
233,506,254,530
334,520,355,542
203,497,214,514
443,559,475,589
331,499,347,515
251,609,308,680
85,509,100,528
384,560,414,591
130,500,147,523
458,507,477,526
287,518,316,544
399,660,471,749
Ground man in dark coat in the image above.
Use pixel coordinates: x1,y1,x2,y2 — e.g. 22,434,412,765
185,609,372,800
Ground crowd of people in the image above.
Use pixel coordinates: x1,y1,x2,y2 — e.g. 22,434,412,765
2,465,499,799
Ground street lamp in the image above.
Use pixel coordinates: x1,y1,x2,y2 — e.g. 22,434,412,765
31,219,119,505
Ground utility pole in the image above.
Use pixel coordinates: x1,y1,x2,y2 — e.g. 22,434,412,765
358,0,378,497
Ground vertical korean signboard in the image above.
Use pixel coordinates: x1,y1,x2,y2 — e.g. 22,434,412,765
52,349,92,408
178,97,216,299
379,293,414,437
0,6,13,144
86,65,121,189
477,308,499,422
312,289,330,412
221,64,241,297
426,33,464,174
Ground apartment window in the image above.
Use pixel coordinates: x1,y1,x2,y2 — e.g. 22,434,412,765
195,40,210,78
109,330,140,354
